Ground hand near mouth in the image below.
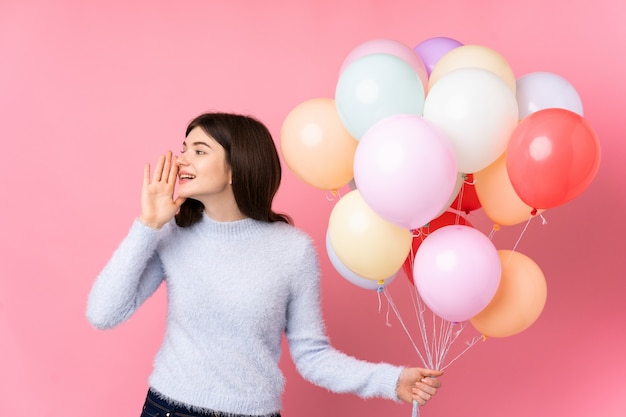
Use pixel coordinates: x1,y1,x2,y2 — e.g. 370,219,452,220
139,151,186,230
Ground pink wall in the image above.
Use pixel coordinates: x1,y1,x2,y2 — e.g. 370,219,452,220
1,0,624,415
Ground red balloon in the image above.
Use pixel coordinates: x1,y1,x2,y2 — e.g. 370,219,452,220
506,108,601,209
402,210,472,283
450,173,481,213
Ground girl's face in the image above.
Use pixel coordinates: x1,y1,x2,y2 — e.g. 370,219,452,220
176,127,233,207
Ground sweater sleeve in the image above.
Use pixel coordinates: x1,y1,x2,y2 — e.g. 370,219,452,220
86,219,166,330
285,238,403,402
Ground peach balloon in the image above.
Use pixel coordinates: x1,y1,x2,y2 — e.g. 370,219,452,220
474,153,543,226
471,250,547,338
428,44,516,93
280,98,358,191
328,190,412,280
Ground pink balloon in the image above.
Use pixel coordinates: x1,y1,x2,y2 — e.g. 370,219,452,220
413,225,501,322
353,114,457,230
340,38,429,94
413,37,463,76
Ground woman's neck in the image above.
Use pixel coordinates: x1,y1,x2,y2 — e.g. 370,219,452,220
203,204,247,222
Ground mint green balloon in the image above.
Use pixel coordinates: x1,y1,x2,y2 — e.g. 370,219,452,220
335,53,425,140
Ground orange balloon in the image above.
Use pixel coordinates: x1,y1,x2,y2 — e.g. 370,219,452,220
474,152,543,226
471,250,547,337
428,44,516,93
280,98,358,190
328,190,412,280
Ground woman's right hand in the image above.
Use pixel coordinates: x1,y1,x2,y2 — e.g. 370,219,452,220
396,367,443,406
139,151,186,230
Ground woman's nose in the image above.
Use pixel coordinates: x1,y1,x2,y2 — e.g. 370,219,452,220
176,155,189,166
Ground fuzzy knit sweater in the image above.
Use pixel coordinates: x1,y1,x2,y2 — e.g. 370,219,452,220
86,214,403,416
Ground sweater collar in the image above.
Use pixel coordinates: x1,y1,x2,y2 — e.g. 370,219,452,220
199,212,269,240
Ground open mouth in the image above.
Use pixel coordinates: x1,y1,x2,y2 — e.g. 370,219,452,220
179,174,196,180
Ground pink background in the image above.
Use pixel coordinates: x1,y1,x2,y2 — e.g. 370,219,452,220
1,0,625,416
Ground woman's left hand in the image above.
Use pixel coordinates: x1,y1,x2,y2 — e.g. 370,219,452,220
396,367,443,406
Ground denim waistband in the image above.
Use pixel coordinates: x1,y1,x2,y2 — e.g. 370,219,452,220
144,388,281,417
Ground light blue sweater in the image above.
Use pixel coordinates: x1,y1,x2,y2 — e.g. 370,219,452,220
87,213,403,415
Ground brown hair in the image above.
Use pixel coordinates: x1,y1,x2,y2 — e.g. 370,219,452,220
175,112,292,227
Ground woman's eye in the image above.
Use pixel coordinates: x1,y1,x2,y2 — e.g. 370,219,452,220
195,150,205,155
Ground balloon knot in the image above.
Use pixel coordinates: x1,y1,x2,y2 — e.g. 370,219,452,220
482,335,488,342
492,224,501,231
531,208,538,216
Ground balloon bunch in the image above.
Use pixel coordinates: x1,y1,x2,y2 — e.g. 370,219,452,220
280,36,600,366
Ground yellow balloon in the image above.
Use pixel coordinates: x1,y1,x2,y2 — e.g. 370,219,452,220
280,98,358,191
474,152,543,226
471,250,547,338
428,45,516,93
328,190,412,280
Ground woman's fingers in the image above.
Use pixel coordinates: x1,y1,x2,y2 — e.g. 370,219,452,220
148,152,178,186
167,154,179,184
407,371,441,406
152,154,166,183
422,376,442,388
162,151,172,183
413,376,440,405
416,381,437,395
143,163,151,187
411,386,432,406
140,152,179,230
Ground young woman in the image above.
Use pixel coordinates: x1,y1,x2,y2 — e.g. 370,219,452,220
87,112,442,417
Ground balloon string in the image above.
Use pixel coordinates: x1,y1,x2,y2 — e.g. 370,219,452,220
435,320,454,369
387,280,482,372
451,173,475,216
503,215,534,267
488,223,500,240
325,189,341,201
512,216,533,252
407,279,434,368
386,297,393,327
452,175,466,213
412,400,420,417
383,288,430,367
377,287,393,327
416,287,434,368
440,334,483,371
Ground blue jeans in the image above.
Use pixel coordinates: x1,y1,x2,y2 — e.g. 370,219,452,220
140,388,281,417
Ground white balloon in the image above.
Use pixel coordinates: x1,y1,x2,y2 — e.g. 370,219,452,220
335,53,425,140
516,71,584,119
423,68,519,174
